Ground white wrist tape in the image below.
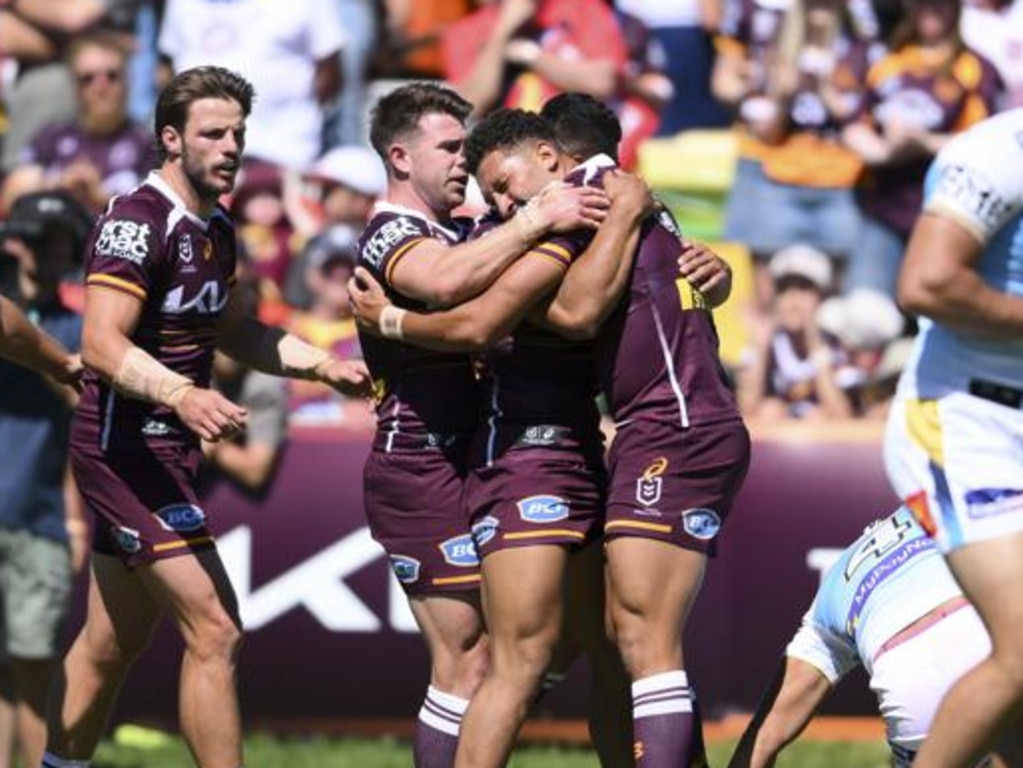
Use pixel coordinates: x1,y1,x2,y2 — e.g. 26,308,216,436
513,198,547,241
277,334,332,379
379,305,407,340
114,346,194,407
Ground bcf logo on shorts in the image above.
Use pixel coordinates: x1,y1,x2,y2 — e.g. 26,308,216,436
517,495,570,523
389,555,421,585
682,509,722,540
637,457,669,506
154,503,207,532
439,534,480,567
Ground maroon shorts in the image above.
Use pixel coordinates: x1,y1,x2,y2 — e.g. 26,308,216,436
605,419,750,555
70,445,216,568
464,446,607,558
363,443,480,596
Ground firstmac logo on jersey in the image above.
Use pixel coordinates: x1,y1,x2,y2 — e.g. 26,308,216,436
96,219,150,264
360,217,421,269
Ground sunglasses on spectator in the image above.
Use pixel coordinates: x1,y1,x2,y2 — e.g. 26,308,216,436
76,69,122,86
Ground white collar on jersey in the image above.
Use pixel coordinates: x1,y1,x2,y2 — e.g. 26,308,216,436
370,200,464,241
144,171,230,230
574,153,617,185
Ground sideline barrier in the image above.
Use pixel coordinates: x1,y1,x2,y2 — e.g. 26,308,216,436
109,420,898,723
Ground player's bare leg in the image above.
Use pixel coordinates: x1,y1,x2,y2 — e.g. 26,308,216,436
454,546,568,768
913,530,1023,768
606,538,708,768
44,554,162,761
563,540,632,767
409,592,488,768
140,549,244,768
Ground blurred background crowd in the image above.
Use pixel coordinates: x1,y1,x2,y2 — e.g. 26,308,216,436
0,0,1021,482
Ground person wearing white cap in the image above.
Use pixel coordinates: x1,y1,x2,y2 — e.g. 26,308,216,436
738,244,854,421
816,287,907,418
284,146,387,309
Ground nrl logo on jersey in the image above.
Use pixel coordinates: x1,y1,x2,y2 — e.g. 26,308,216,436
178,234,194,263
95,219,151,264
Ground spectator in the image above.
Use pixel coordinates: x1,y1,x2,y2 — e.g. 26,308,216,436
606,9,676,168
286,226,371,429
615,0,733,132
842,0,1001,297
961,0,1023,110
229,161,295,299
714,0,873,307
158,0,346,170
376,0,474,79
816,287,907,418
0,190,93,768
444,0,667,169
283,145,386,309
0,0,142,177
737,244,854,420
3,30,158,214
323,0,378,148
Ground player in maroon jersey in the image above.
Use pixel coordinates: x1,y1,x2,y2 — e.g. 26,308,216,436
40,66,370,768
350,99,747,768
357,82,620,768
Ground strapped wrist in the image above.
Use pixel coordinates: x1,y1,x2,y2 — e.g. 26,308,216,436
277,334,332,380
114,346,195,408
379,305,407,340
513,198,547,241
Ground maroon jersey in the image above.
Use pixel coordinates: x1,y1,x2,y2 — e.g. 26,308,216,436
470,215,603,465
21,120,158,204
72,173,237,454
854,46,1000,236
356,202,480,445
559,156,741,428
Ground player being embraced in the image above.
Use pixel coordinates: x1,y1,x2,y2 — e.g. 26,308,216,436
354,82,613,768
41,66,370,768
350,94,748,768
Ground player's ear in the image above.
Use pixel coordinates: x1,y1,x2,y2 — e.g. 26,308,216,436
535,140,559,172
388,143,412,180
161,125,182,160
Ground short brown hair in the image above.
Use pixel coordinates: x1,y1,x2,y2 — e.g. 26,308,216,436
154,66,255,161
369,83,472,164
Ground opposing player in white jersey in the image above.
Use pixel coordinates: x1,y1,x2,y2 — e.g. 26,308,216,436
727,507,993,767
883,107,1023,767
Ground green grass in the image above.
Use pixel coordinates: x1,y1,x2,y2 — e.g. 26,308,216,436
90,730,891,768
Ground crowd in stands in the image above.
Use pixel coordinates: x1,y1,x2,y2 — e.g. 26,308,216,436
0,0,1020,463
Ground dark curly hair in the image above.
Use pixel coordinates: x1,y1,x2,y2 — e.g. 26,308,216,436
540,93,621,163
369,83,472,163
465,108,558,175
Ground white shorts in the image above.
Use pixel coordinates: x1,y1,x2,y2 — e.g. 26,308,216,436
871,604,990,754
884,392,1023,553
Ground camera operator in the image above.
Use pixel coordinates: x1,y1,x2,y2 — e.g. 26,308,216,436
0,190,92,768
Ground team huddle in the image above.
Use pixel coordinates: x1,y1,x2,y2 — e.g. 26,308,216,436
2,63,1021,768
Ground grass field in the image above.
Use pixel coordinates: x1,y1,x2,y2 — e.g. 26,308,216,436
92,728,891,768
